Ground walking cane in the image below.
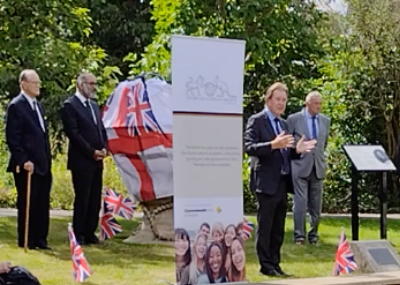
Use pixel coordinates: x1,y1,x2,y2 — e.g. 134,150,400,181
24,170,32,252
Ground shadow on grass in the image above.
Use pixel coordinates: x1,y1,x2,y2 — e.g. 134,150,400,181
0,216,174,270
2,214,400,277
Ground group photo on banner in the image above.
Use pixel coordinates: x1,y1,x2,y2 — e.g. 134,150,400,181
175,220,250,284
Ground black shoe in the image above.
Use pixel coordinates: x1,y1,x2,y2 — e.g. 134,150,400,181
275,266,292,277
85,235,99,245
37,244,52,250
37,240,52,250
18,242,39,250
77,236,86,245
309,239,318,245
18,241,38,249
260,268,281,276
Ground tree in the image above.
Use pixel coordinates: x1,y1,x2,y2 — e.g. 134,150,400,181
345,0,400,158
0,0,119,151
310,0,400,212
130,0,325,115
87,0,155,76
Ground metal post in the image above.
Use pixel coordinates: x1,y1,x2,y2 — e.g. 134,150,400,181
380,172,388,239
351,166,359,241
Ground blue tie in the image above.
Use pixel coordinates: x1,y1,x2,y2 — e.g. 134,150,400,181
273,117,281,135
274,118,290,175
311,116,317,139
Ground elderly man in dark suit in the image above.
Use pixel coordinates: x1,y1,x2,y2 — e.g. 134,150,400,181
287,91,330,245
5,69,52,250
60,72,107,245
244,82,316,277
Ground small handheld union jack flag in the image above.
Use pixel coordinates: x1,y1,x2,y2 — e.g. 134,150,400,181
240,219,254,241
68,224,92,282
333,230,358,275
104,187,135,219
99,211,123,241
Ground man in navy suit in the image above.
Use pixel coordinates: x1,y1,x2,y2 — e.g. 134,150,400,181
244,82,316,276
5,69,52,250
61,72,107,245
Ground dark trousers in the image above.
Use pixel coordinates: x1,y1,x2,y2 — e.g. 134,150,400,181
71,167,102,240
14,170,52,247
256,177,288,271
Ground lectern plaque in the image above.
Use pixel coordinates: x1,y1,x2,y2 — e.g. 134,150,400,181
343,145,396,171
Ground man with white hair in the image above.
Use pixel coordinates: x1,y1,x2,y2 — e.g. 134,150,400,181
5,69,52,250
287,91,330,245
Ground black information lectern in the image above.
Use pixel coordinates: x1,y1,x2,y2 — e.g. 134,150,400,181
343,145,397,240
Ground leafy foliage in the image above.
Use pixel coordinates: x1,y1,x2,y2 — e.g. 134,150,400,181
308,0,400,212
125,0,183,78
88,0,155,76
0,0,120,152
177,0,325,117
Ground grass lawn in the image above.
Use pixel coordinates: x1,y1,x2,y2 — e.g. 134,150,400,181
1,215,400,284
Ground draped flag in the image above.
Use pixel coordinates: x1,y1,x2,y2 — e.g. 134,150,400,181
102,77,173,202
68,224,92,282
104,187,135,219
333,230,358,275
99,209,123,241
240,219,254,241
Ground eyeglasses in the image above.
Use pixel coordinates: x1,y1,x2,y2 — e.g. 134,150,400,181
25,80,41,85
84,81,97,86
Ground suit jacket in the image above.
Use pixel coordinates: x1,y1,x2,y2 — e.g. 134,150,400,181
244,110,298,195
5,94,51,175
287,109,330,179
60,95,107,171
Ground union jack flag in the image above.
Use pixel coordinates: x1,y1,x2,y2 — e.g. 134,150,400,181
68,224,92,282
111,77,161,136
104,187,135,219
102,77,173,202
240,219,254,241
333,231,358,275
99,211,123,241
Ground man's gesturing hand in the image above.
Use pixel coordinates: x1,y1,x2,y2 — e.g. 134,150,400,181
296,135,317,153
271,132,294,149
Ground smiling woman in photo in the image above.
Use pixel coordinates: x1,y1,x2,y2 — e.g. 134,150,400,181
228,237,246,282
198,241,227,284
223,224,237,272
175,228,191,283
180,233,208,285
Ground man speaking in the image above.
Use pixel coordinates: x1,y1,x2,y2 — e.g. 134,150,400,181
244,82,316,276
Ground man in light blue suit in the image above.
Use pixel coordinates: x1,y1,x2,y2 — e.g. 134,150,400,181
287,91,330,245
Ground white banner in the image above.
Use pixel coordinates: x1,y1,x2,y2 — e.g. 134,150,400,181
172,35,246,285
172,35,244,114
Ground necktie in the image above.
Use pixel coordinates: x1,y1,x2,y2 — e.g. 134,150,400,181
33,101,45,132
273,117,281,135
85,100,97,125
273,117,290,175
311,116,317,139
